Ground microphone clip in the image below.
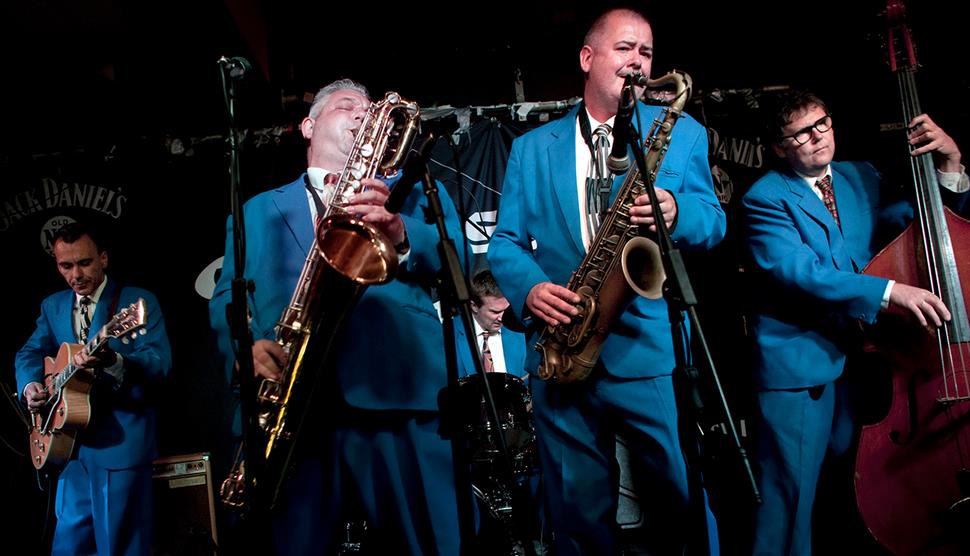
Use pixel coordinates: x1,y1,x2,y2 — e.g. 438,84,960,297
219,56,252,79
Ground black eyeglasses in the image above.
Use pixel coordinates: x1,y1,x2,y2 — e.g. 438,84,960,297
779,114,833,146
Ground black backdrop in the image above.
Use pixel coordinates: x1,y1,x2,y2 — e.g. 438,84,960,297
1,0,967,551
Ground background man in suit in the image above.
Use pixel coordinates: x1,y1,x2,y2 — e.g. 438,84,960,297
741,89,966,555
16,221,172,555
488,8,726,555
210,78,466,555
455,269,527,378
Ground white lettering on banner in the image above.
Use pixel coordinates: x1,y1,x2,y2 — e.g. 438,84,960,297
0,179,127,232
707,128,765,169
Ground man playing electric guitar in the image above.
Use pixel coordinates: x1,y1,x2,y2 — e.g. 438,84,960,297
15,221,171,556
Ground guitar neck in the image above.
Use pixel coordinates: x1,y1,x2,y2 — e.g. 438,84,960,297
49,333,107,394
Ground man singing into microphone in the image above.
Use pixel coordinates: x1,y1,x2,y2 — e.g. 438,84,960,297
488,7,725,556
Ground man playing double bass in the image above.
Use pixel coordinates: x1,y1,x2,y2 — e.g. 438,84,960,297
741,89,968,555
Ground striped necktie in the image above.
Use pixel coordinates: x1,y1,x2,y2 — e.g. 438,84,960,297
481,332,495,373
79,296,93,343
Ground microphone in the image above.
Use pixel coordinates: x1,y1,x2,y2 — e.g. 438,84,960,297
607,76,636,174
627,71,650,87
218,56,252,79
384,133,437,214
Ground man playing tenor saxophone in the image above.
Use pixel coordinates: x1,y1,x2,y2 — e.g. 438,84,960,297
488,8,726,555
210,78,466,555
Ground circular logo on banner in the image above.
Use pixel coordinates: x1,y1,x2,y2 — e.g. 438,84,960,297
195,256,223,300
40,215,77,255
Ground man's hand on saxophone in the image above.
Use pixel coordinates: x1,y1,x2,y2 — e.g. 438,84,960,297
343,177,407,247
630,187,677,232
526,282,581,327
251,339,287,381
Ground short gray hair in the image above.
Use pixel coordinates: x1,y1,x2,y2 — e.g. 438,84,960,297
308,78,371,119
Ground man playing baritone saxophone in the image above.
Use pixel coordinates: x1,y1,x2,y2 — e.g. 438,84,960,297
209,78,467,555
487,8,726,556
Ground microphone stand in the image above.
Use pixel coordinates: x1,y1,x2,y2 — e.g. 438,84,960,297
623,80,759,556
410,141,525,555
218,57,271,553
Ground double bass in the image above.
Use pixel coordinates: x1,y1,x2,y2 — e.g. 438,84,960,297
855,1,970,554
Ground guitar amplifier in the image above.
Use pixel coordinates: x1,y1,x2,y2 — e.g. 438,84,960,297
152,452,219,555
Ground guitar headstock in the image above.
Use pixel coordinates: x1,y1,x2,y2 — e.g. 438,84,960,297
100,298,148,344
885,0,917,73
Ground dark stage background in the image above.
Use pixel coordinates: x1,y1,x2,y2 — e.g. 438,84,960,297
0,0,967,552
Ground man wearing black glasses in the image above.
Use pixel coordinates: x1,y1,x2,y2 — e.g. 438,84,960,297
740,89,967,555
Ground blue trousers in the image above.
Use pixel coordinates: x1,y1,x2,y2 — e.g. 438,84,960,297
52,458,153,556
531,373,719,556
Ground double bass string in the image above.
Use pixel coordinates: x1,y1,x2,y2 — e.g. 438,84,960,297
897,65,970,402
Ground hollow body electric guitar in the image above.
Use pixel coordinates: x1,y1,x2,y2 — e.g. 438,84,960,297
28,299,147,470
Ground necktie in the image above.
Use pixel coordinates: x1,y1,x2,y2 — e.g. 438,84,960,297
307,173,342,222
79,296,93,343
586,123,613,236
816,175,840,228
481,332,495,373
322,172,340,202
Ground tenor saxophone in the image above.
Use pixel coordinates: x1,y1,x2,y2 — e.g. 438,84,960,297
220,91,420,509
535,70,692,383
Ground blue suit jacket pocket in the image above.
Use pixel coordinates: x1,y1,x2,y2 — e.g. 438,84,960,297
400,303,441,323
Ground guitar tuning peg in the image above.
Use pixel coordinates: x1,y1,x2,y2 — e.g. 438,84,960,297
121,337,130,345
139,329,147,336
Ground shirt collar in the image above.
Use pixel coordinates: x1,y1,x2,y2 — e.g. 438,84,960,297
472,318,501,339
76,277,108,307
583,107,616,134
794,165,832,189
307,167,341,191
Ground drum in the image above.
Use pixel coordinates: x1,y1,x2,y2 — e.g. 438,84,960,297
455,373,536,475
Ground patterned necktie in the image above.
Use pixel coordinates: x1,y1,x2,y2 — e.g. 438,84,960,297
79,296,93,343
586,123,613,236
323,172,340,207
816,175,840,228
481,332,495,373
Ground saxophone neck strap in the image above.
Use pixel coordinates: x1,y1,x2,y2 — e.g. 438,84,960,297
304,173,327,218
576,101,597,156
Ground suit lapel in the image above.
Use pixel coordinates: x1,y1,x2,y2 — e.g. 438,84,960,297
56,290,78,344
274,176,314,254
548,109,585,255
830,167,864,270
786,171,853,270
90,278,117,332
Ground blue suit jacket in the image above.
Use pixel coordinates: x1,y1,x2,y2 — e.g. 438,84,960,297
487,102,726,378
15,277,172,469
210,174,464,412
453,320,528,379
741,161,910,389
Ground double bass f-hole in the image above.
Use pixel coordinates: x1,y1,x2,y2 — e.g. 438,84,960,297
888,368,928,446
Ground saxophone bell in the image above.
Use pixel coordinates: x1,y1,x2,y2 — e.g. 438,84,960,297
621,236,664,300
